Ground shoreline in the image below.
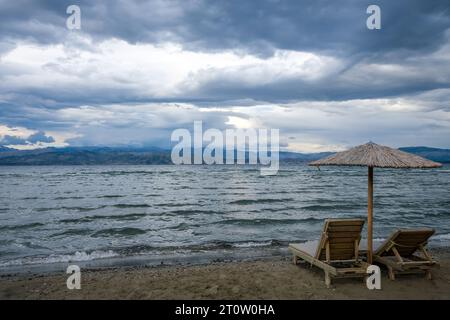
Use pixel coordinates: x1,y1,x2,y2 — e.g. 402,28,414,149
3,241,450,276
1,246,450,299
3,240,450,275
0,246,289,276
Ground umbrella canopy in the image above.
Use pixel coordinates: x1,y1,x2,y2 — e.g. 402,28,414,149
309,142,441,168
309,142,442,263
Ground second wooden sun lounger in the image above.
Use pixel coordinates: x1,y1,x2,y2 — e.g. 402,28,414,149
289,219,369,287
373,228,439,280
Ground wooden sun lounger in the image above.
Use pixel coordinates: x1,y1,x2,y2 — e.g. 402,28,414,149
288,219,369,287
373,228,439,280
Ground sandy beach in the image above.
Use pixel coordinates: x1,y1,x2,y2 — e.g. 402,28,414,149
1,248,450,300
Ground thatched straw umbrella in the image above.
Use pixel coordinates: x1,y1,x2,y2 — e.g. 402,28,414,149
309,142,442,264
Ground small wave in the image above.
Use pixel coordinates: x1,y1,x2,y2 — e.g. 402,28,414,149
214,217,321,226
35,205,107,212
0,174,27,178
154,202,200,207
168,209,220,215
217,192,248,196
0,250,119,267
229,198,293,205
112,203,151,208
60,213,146,224
232,240,288,248
0,239,14,245
259,206,298,212
300,204,363,211
54,196,85,200
51,228,93,237
99,170,154,176
92,227,147,237
169,222,198,231
190,239,287,250
67,205,108,211
434,233,450,241
0,222,44,231
173,186,191,190
96,195,126,199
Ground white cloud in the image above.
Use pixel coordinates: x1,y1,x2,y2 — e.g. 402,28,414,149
0,36,342,99
0,124,35,138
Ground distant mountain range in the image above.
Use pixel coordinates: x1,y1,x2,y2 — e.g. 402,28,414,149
0,145,448,165
0,146,172,165
0,146,14,152
398,147,450,163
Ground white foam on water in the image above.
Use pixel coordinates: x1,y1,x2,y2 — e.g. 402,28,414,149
0,250,119,267
232,241,273,248
433,233,450,241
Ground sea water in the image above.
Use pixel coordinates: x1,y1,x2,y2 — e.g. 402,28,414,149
0,164,449,272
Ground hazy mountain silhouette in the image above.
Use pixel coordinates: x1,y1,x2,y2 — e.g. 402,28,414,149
0,145,448,165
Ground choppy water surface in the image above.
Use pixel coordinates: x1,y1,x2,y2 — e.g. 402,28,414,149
0,165,449,270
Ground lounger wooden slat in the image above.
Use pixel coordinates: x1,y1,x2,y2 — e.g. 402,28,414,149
323,220,365,226
328,225,364,232
327,232,363,238
327,237,361,243
373,228,439,280
329,243,356,249
289,219,369,287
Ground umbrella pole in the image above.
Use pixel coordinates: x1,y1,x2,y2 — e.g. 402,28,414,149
367,166,373,264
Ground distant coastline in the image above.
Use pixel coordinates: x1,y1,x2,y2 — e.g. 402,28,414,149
0,146,449,165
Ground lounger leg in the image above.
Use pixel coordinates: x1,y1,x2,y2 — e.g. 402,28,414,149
426,270,432,280
293,255,298,265
387,267,395,281
325,271,331,288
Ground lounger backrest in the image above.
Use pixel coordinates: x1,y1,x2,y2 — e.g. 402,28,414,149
315,219,365,261
375,228,435,257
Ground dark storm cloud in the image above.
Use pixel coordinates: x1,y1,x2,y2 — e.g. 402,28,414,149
0,130,54,145
185,65,450,102
1,0,449,57
0,0,68,44
0,0,449,105
0,134,27,145
28,131,55,143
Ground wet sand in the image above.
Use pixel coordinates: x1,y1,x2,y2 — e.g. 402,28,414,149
1,249,450,300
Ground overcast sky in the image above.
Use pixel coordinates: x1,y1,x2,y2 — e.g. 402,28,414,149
0,0,449,152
